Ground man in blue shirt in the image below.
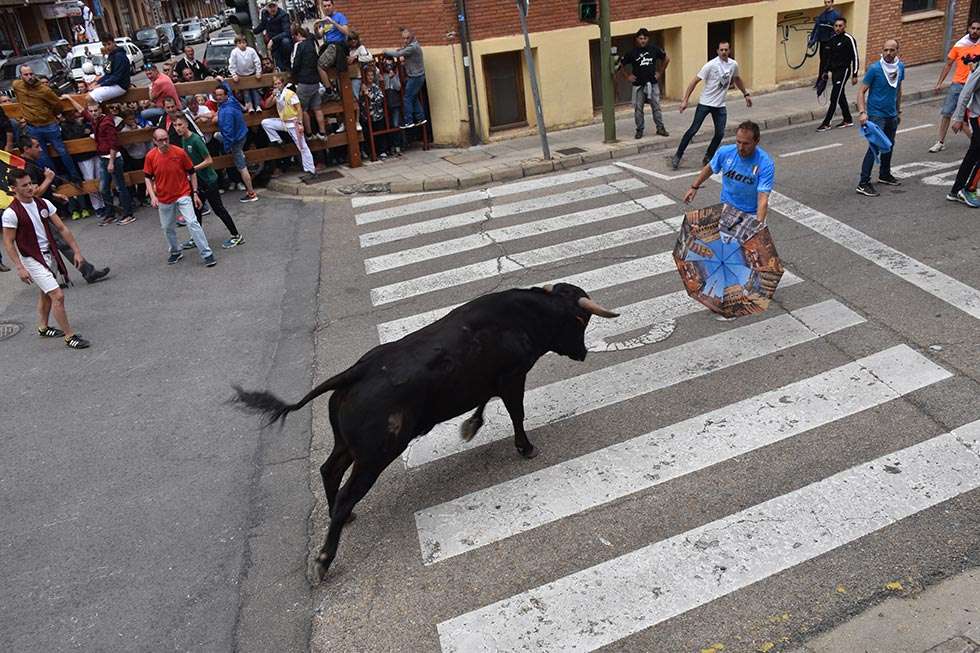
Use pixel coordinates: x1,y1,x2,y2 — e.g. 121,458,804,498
86,35,131,105
213,78,258,202
856,39,904,197
684,120,774,223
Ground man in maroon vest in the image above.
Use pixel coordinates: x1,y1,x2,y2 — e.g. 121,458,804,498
1,169,91,349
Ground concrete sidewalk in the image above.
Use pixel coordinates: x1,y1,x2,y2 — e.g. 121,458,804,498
268,61,946,197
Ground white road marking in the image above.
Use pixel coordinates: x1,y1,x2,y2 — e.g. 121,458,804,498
437,420,980,652
896,123,934,134
359,179,648,248
370,217,684,306
364,194,674,273
770,191,980,319
355,165,623,224
779,143,842,158
614,160,700,180
403,300,865,467
416,345,950,564
350,191,442,208
921,169,959,186
891,160,960,178
585,272,803,352
376,253,678,343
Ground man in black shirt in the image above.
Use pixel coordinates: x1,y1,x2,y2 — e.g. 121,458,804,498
816,16,859,132
618,28,670,139
174,46,213,81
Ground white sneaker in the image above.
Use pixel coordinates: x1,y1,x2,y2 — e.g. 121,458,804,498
336,123,345,133
356,122,363,131
929,141,945,153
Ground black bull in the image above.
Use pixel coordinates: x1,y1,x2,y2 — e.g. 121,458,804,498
232,283,618,581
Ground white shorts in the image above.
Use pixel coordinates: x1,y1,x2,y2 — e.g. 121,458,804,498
89,85,126,103
21,251,60,294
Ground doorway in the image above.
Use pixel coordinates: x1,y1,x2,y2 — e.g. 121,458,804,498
483,51,527,131
707,20,735,59
590,31,668,109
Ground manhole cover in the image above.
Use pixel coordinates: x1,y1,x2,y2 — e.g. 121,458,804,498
0,322,22,341
557,147,586,155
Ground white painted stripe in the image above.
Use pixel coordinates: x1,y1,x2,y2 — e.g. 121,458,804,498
350,191,442,208
417,345,951,564
614,160,700,180
365,194,674,273
779,143,842,158
355,165,622,224
359,179,648,248
376,253,678,343
770,191,980,320
437,420,980,652
403,300,865,467
370,217,684,306
896,123,934,134
585,272,803,352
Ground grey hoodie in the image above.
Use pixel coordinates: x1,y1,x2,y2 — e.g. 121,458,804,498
954,63,980,123
384,39,424,78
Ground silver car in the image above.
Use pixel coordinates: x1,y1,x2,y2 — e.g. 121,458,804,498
181,21,206,45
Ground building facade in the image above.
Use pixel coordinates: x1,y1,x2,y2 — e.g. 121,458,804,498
343,0,975,146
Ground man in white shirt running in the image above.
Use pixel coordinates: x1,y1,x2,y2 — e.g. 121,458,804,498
671,42,752,170
1,169,91,349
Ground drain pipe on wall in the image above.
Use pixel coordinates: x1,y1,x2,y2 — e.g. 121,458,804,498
457,0,482,146
944,0,958,54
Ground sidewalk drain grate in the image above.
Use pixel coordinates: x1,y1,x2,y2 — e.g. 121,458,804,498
557,147,586,155
0,322,22,341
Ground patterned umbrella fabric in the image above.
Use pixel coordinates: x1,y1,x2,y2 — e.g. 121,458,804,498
673,203,784,318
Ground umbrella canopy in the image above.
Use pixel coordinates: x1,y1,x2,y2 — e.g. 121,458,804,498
673,203,784,318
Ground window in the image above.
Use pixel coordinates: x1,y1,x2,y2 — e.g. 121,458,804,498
483,51,527,130
902,0,936,12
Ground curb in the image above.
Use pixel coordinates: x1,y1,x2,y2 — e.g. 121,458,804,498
270,89,937,198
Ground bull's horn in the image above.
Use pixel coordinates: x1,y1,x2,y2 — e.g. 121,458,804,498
541,284,553,293
578,297,619,318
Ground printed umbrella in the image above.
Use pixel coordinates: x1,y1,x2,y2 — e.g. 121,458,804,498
673,203,784,318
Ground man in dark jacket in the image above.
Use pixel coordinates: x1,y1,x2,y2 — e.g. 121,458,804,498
816,16,859,131
86,35,131,105
255,1,292,71
290,25,327,139
174,46,212,81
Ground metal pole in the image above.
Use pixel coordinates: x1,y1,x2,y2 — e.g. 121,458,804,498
944,0,958,55
457,0,481,146
516,0,550,160
598,0,615,143
247,0,267,56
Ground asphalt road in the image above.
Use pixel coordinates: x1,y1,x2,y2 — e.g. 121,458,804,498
0,192,324,651
305,99,980,653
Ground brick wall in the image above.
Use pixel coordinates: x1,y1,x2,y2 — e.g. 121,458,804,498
330,0,459,51
866,0,970,67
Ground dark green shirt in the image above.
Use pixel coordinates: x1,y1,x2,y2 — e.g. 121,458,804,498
181,132,217,186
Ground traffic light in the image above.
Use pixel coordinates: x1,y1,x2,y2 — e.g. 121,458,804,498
579,0,598,24
226,0,251,28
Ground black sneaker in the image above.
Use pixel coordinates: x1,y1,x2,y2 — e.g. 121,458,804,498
816,124,833,132
656,127,669,137
85,267,110,284
670,154,681,170
877,175,902,186
65,333,90,349
167,252,184,265
855,183,880,197
204,254,216,267
634,129,643,139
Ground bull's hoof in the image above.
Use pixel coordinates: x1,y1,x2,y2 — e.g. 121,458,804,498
460,417,484,442
315,553,331,583
517,444,539,459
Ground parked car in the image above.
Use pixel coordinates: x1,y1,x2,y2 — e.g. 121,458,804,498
116,40,145,69
0,55,74,97
181,20,206,45
26,40,72,65
156,23,185,55
202,36,235,77
68,53,105,83
134,26,171,62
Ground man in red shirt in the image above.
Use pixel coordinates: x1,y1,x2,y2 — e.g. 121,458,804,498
143,128,216,267
141,64,182,123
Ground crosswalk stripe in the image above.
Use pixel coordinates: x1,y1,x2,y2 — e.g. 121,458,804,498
355,165,623,225
416,345,951,564
365,194,674,273
359,179,649,248
376,253,678,344
770,191,980,320
350,191,443,208
370,217,684,306
437,419,980,652
403,299,864,467
585,272,802,352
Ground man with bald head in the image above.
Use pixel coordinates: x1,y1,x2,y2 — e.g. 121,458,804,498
384,28,426,128
143,128,215,267
856,39,904,197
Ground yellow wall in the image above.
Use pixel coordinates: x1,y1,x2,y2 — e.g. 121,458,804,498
422,0,869,145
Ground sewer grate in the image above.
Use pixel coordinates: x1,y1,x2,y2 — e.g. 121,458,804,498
301,170,344,184
556,147,587,155
0,322,22,341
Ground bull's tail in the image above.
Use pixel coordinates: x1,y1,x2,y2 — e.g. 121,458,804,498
231,366,361,428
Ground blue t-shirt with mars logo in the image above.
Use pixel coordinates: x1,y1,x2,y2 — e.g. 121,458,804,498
710,144,775,214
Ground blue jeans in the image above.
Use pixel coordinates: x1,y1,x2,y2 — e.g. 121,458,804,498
158,195,212,259
237,88,262,109
141,107,166,122
860,115,898,185
675,104,727,162
27,122,81,181
99,155,134,217
403,75,426,125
